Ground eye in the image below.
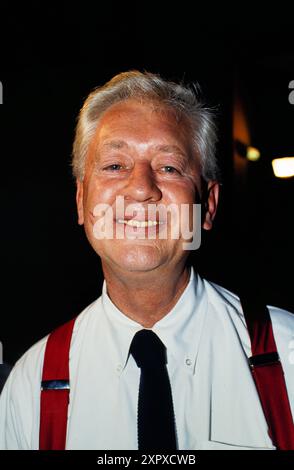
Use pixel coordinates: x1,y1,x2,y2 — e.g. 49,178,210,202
103,164,123,171
161,166,180,174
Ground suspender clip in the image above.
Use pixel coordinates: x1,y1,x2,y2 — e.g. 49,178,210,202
248,352,280,369
41,380,70,391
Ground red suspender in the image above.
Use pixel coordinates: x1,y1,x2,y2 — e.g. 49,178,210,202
39,317,76,450
240,297,294,450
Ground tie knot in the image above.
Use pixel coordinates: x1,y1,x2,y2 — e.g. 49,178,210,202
130,330,167,369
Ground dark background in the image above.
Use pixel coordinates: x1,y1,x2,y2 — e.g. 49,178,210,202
0,4,293,366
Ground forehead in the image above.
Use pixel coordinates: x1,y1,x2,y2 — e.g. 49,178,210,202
92,99,192,150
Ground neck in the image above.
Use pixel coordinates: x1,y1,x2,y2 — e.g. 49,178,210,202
102,262,191,328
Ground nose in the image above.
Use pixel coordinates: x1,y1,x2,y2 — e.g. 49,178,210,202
122,162,162,203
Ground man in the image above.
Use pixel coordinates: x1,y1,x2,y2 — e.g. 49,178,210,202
0,71,293,450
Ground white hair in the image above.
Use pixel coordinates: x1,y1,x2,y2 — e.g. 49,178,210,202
72,70,220,182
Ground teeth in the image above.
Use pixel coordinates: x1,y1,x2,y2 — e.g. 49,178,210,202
117,219,162,227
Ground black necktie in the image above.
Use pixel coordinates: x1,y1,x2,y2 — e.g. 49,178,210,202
129,329,177,450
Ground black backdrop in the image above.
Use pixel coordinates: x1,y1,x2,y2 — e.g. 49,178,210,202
0,4,293,366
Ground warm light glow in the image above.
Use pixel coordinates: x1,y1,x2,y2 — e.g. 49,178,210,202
272,157,294,178
246,146,260,161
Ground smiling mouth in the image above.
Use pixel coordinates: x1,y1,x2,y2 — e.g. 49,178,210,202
116,219,164,228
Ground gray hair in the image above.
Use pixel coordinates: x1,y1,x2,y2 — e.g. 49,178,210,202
72,70,220,182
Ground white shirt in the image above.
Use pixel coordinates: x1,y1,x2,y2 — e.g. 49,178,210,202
0,267,293,450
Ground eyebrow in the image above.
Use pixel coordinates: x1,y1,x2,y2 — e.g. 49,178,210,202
100,140,129,151
153,144,186,156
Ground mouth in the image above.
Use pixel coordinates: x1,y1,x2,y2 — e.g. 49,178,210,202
116,218,164,228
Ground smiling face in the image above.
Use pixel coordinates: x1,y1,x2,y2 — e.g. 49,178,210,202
76,99,217,276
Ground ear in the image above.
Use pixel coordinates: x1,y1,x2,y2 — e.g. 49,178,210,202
76,179,84,225
202,180,220,230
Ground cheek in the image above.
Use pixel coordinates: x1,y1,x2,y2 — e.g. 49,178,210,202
164,181,196,204
84,179,119,213
163,184,197,237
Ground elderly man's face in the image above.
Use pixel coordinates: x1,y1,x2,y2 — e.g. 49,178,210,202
76,99,216,274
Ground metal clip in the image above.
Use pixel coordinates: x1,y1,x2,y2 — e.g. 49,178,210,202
41,380,70,391
248,352,280,369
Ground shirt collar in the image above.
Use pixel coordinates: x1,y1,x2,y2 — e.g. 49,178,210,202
101,266,207,374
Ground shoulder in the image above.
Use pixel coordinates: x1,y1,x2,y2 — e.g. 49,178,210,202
0,334,48,449
203,276,294,329
10,337,47,389
202,278,243,312
200,276,294,352
267,304,294,331
2,297,101,398
201,277,247,331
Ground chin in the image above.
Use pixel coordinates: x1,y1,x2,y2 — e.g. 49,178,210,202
107,244,164,273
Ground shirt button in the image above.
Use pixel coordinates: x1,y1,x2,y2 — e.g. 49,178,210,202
185,358,192,366
116,364,122,373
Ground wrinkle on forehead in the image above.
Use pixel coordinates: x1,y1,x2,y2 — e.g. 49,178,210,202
94,101,192,152
95,98,191,137
99,139,188,159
